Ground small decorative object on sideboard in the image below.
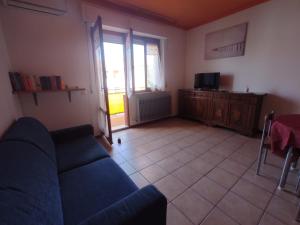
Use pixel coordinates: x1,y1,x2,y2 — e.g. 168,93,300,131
9,72,85,106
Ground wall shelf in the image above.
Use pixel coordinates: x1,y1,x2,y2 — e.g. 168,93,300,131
13,88,85,106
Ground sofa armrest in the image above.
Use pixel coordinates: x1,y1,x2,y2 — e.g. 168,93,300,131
79,185,167,225
50,124,94,144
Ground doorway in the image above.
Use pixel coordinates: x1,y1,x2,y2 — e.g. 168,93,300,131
103,31,129,131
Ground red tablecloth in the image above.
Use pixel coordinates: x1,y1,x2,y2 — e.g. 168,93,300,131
271,114,300,156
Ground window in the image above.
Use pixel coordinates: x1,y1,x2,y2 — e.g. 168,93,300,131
133,36,161,92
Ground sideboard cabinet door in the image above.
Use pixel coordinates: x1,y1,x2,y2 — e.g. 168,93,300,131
211,98,228,126
228,100,250,133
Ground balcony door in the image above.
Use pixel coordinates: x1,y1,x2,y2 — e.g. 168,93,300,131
103,31,130,131
91,16,112,144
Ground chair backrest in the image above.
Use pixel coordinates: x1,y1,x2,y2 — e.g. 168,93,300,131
261,111,275,141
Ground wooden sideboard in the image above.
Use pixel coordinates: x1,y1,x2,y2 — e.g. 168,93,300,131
178,89,265,136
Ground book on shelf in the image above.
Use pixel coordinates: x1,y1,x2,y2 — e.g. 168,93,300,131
9,72,65,92
33,75,41,91
40,76,49,90
9,72,18,91
9,72,24,91
50,76,57,90
55,76,62,90
20,74,29,91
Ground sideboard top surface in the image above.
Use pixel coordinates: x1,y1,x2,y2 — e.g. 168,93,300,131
178,89,266,96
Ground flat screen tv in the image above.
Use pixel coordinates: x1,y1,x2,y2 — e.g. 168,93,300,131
194,73,220,90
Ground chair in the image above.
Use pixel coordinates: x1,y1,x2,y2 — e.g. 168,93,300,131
256,111,275,175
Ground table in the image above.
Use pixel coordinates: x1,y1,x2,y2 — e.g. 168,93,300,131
271,114,300,189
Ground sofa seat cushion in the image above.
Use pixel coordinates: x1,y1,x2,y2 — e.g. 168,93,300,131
2,117,56,163
59,158,138,225
56,136,109,173
0,141,64,225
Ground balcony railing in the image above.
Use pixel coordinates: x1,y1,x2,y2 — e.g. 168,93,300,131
108,88,125,115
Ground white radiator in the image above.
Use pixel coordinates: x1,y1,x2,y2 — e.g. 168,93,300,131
136,92,171,123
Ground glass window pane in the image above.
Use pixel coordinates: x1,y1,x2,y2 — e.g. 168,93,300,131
133,44,146,91
104,42,126,93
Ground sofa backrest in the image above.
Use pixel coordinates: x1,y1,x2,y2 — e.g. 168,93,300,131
0,141,64,225
2,117,56,163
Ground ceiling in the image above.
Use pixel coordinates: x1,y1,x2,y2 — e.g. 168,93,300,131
87,0,269,29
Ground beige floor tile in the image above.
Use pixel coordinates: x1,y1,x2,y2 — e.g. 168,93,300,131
129,172,149,188
197,140,217,149
232,178,272,209
192,177,227,204
139,138,170,152
166,130,193,141
173,189,214,225
155,175,187,201
286,171,299,187
167,203,193,225
119,148,144,160
238,143,260,158
222,138,245,148
207,167,239,189
266,196,299,225
110,153,126,165
184,145,209,157
203,135,225,145
218,192,263,225
210,144,238,157
229,151,257,167
264,154,284,168
192,131,210,140
242,169,278,192
187,158,215,175
172,151,195,164
200,151,225,167
259,213,285,225
119,162,136,175
174,135,201,148
127,155,155,171
274,187,300,205
140,164,168,183
157,157,185,173
172,165,203,186
201,208,239,225
184,141,215,157
223,137,247,148
218,159,248,177
146,145,181,162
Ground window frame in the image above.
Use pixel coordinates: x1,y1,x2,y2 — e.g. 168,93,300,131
133,35,161,92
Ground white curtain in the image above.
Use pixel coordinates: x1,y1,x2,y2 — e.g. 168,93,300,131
91,16,111,142
125,29,134,97
146,39,166,91
95,47,109,137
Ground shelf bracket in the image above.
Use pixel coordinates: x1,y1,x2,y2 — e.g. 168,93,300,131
32,93,38,106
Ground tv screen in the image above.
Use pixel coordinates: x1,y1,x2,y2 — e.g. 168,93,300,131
194,73,220,90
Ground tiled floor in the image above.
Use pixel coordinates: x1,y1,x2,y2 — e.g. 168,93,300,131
110,113,127,131
107,118,300,225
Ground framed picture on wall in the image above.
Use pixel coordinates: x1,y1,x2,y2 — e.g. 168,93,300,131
205,22,248,60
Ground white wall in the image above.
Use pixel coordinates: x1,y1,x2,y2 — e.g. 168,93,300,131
0,0,93,131
0,0,186,131
0,19,22,136
185,0,300,124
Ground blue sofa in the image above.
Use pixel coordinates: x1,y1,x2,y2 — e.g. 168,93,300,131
0,117,167,225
